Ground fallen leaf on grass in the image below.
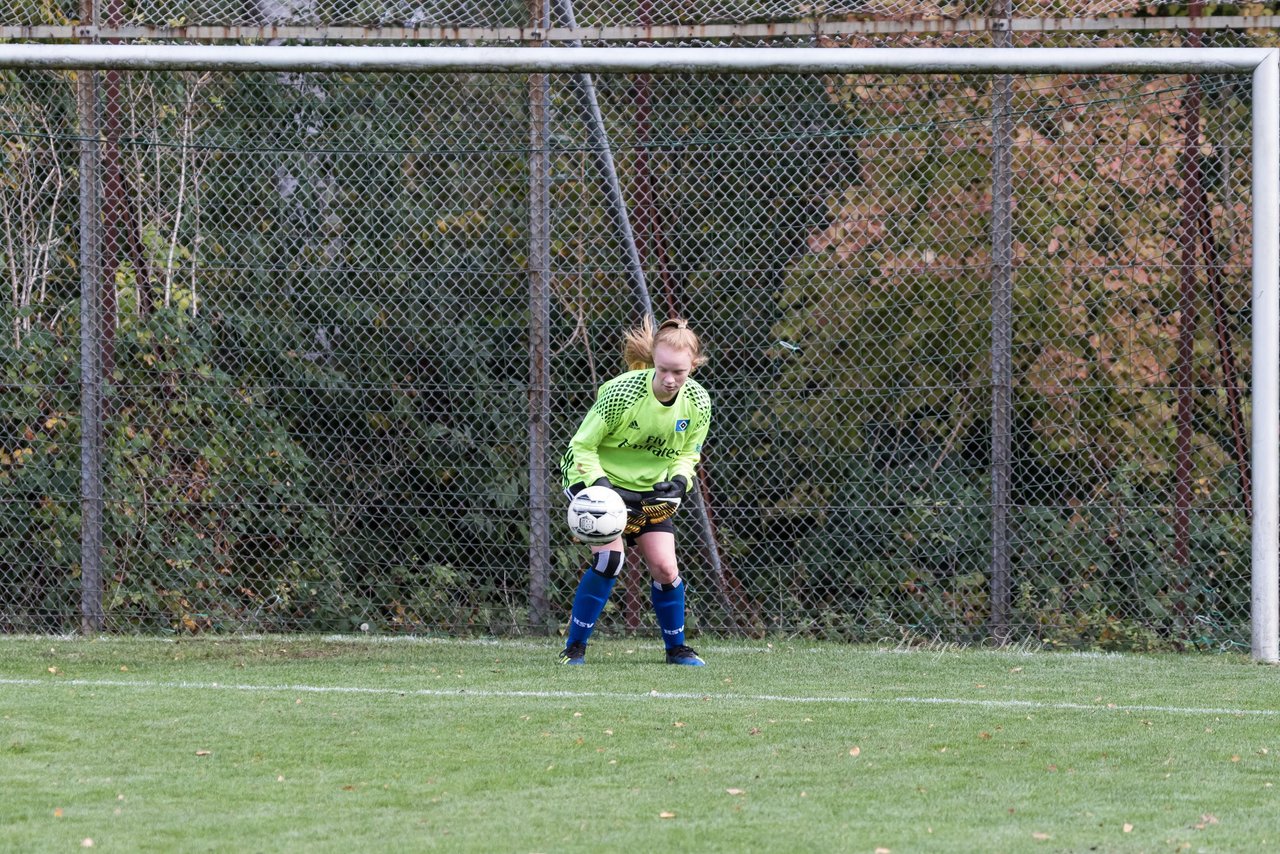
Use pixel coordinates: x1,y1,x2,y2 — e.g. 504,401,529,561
1193,813,1220,830
848,746,861,757
53,808,63,818
1123,823,1134,833
195,750,211,757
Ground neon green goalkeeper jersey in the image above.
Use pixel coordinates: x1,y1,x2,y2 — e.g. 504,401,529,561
560,369,712,494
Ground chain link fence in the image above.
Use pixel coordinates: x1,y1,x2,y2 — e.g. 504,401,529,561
10,1,1280,31
1,28,1275,648
11,0,1244,28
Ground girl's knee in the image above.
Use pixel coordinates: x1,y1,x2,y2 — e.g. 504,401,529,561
648,563,679,586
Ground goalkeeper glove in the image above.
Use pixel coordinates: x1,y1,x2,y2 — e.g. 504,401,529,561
638,475,689,527
650,475,688,501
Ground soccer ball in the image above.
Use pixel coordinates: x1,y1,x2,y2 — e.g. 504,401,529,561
566,485,627,545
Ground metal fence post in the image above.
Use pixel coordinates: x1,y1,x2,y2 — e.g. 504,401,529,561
989,8,1014,644
527,2,553,631
75,1,105,634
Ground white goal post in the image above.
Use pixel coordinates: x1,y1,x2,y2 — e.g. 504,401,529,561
1,44,1276,662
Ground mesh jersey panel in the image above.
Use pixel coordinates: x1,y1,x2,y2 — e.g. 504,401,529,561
592,371,652,429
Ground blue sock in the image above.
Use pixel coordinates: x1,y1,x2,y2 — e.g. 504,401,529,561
651,578,686,649
566,569,616,647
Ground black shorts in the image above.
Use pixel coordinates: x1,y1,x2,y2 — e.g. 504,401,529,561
620,492,676,545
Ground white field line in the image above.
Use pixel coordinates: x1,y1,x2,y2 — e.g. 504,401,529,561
2,634,782,654
2,634,1056,657
0,676,1274,718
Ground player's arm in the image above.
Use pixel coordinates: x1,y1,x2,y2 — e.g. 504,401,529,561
561,398,615,493
668,389,711,491
563,372,654,493
642,389,712,522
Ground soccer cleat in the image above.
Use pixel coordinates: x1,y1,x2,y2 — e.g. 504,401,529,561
558,642,587,665
664,644,706,666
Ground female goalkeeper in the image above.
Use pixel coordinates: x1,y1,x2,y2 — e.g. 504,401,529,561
558,316,712,666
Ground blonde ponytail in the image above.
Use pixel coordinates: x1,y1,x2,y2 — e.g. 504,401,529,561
622,316,707,371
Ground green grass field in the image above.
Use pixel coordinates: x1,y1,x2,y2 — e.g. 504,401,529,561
1,636,1277,853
